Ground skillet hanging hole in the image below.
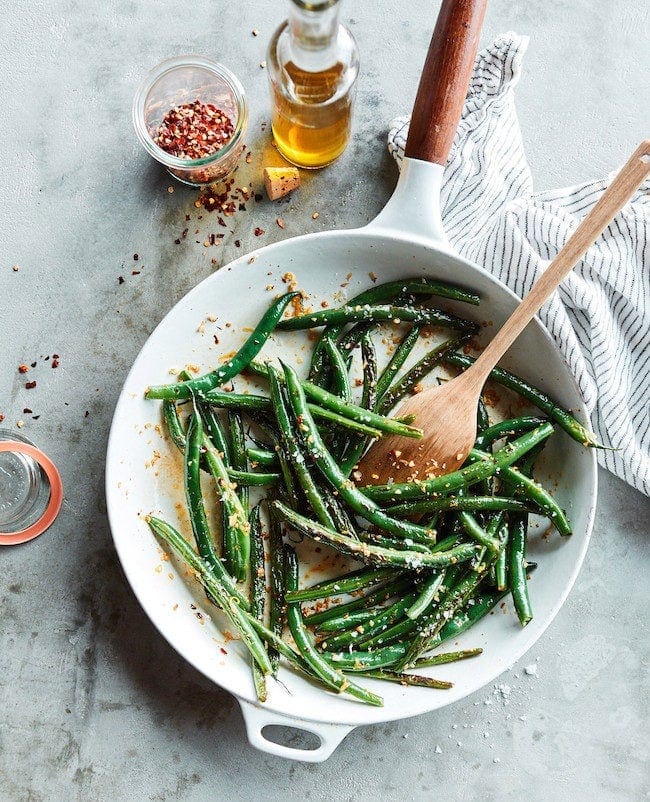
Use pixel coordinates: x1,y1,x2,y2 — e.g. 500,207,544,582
260,725,322,752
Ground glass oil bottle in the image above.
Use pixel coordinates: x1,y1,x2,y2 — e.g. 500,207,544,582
267,0,359,169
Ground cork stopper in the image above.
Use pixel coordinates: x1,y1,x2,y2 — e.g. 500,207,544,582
264,167,301,200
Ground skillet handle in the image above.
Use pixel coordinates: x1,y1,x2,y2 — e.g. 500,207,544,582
405,0,488,165
239,700,354,762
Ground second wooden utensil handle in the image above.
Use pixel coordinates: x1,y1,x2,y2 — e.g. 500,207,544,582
470,140,650,386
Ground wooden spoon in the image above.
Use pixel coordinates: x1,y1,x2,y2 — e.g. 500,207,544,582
358,140,650,486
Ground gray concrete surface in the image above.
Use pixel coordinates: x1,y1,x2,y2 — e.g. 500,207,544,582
1,0,648,800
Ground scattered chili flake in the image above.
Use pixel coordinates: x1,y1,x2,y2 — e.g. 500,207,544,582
174,238,181,245
18,364,29,373
32,415,40,420
133,254,139,261
251,29,258,36
259,61,266,69
245,152,252,164
312,211,319,219
213,335,220,345
84,411,89,418
220,647,228,655
25,381,36,389
12,265,20,272
167,186,174,193
234,239,241,247
209,233,216,245
118,276,125,284
52,359,59,368
254,193,263,202
30,362,37,368
16,420,24,428
132,270,140,275
0,414,4,423
254,227,265,237
276,217,285,229
23,408,32,414
154,100,235,160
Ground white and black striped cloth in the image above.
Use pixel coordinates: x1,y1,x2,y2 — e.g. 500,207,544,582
388,32,649,496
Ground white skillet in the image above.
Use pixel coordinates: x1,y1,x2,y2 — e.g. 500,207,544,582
106,0,597,762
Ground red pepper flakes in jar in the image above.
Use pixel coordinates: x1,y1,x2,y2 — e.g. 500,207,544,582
154,100,235,160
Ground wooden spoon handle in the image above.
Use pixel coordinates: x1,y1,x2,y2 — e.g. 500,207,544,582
405,0,488,165
470,140,650,385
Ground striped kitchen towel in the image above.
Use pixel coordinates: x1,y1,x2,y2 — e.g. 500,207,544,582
388,32,649,496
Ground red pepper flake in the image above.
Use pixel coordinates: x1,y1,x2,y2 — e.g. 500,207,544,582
276,217,285,229
217,216,226,227
213,335,220,345
174,238,181,245
254,227,264,237
18,364,29,373
84,411,89,418
153,100,234,160
30,362,37,368
118,276,125,284
220,647,228,655
23,408,32,414
133,253,139,261
25,381,36,389
0,414,4,422
234,239,241,248
254,193,263,202
182,228,189,239
52,359,59,368
132,270,140,275
209,233,216,246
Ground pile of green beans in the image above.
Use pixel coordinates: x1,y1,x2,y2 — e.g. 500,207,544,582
144,281,596,706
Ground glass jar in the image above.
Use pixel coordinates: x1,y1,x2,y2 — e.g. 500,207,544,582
267,0,359,169
133,55,248,187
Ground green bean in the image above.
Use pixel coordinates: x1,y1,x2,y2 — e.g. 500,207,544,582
357,530,431,555
146,292,300,400
268,370,336,529
327,643,408,671
414,648,483,668
458,508,501,555
304,576,412,627
444,351,598,447
201,430,251,583
274,501,477,570
495,518,509,592
246,446,278,467
267,497,286,674
474,416,548,450
354,670,453,689
284,546,383,706
249,504,268,701
316,609,379,634
339,331,379,473
405,572,445,620
277,304,478,333
228,411,249,567
163,397,187,452
247,361,423,440
374,325,421,403
377,333,474,414
184,413,247,607
147,516,269,673
321,335,352,402
509,515,533,626
199,403,232,464
363,423,555,504
434,586,509,647
282,363,439,545
323,591,420,650
285,567,393,602
386,496,532,517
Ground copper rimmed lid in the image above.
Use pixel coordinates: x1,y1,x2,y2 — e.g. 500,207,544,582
0,430,63,545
